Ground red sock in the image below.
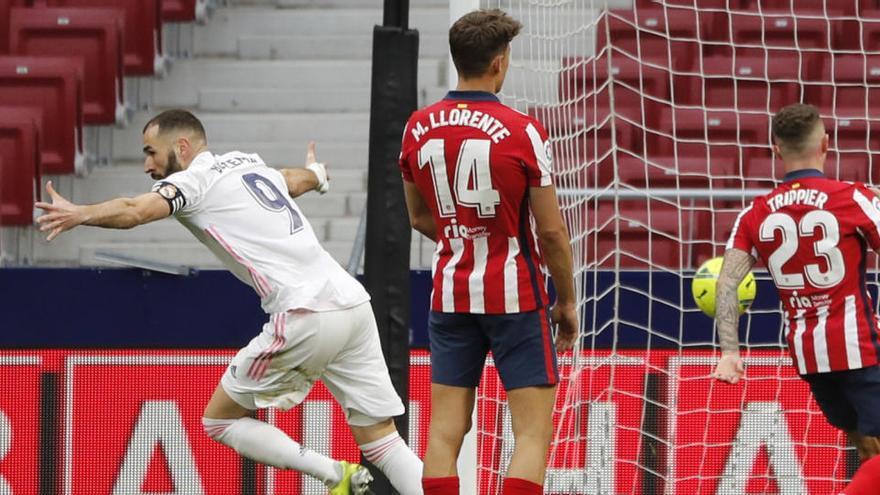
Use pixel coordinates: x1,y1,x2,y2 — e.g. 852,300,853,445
503,477,543,495
422,476,459,495
844,456,880,494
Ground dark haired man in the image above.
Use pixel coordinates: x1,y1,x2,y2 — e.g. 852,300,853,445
399,9,578,495
36,109,423,494
714,103,880,466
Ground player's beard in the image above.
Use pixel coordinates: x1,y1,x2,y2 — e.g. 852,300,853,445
156,151,182,180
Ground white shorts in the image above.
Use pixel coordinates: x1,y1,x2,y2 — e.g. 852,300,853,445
220,302,405,427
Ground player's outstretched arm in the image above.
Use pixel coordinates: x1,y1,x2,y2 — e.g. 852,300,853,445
402,180,437,242
280,141,329,198
529,185,578,352
35,181,171,241
711,248,756,384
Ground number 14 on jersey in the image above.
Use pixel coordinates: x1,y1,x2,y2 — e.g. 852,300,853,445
418,138,501,218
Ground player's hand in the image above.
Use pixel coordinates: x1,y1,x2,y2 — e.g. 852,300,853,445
35,181,85,241
551,303,579,352
304,141,330,194
712,352,745,384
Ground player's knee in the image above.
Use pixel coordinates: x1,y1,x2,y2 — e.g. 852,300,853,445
202,417,236,442
512,420,554,448
863,437,880,459
431,420,469,450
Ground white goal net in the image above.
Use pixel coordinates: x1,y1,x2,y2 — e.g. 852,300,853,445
473,0,880,492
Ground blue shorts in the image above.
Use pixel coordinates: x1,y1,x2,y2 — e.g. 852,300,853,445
802,365,880,436
428,309,559,390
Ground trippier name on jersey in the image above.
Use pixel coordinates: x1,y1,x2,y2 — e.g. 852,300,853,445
767,186,829,212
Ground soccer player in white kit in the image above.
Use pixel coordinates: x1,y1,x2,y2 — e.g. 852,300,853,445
34,110,423,494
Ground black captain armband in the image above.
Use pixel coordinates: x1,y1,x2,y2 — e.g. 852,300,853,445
152,182,186,214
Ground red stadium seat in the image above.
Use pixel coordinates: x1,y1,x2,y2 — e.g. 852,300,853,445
805,55,880,119
692,209,743,266
636,0,730,7
833,153,880,185
536,92,644,156
610,154,736,190
745,155,872,187
744,156,783,188
649,107,771,165
633,0,726,43
692,207,771,268
44,0,164,76
0,56,84,174
682,56,799,112
9,7,125,125
560,54,669,123
742,0,856,16
0,107,41,226
588,200,697,269
162,0,204,22
828,117,880,153
0,0,30,54
729,11,831,50
597,8,700,70
833,18,880,51
825,154,870,183
704,10,831,63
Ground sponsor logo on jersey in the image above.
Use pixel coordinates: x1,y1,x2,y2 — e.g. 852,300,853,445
443,218,488,239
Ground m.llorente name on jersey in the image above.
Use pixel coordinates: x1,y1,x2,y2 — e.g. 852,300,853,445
409,108,512,144
210,154,261,174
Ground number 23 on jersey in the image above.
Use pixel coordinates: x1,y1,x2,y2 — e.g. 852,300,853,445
760,210,845,290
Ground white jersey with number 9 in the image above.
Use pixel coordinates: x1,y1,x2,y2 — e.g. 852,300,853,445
152,150,369,314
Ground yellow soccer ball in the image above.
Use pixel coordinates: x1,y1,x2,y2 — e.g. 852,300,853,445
691,256,757,318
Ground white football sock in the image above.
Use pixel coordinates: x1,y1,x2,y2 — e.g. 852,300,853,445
203,417,341,486
360,431,424,495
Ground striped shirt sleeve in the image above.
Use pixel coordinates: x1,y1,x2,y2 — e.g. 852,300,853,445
398,119,415,182
852,185,880,251
523,121,553,187
726,204,758,258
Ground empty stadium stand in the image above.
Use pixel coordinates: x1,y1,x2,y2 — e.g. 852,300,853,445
6,0,878,270
0,0,210,265
573,2,880,269
18,0,453,268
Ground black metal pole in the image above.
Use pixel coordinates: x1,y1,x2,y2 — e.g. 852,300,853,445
383,0,410,29
363,1,419,494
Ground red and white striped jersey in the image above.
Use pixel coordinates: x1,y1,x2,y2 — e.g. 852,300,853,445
728,168,880,374
399,91,552,314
